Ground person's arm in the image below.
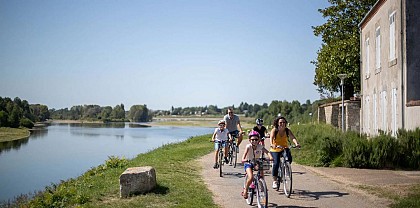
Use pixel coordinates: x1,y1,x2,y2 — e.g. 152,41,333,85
270,128,276,148
288,130,300,148
242,145,249,162
237,117,243,134
211,129,217,142
263,148,274,161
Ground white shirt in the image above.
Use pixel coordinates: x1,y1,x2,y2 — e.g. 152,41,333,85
214,128,229,141
244,143,265,161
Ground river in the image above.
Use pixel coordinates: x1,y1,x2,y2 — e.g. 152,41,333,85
0,123,212,202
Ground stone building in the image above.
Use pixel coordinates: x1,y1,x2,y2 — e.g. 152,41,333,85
359,0,420,136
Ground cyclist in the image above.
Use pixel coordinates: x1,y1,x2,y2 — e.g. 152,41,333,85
253,118,269,145
211,120,232,169
223,108,244,149
269,116,300,189
241,130,273,199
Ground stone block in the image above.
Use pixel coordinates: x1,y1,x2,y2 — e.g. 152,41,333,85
119,166,156,198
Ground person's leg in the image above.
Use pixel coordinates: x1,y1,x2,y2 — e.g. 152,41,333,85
243,165,253,199
224,143,229,163
237,133,243,146
213,143,219,168
271,152,280,188
286,148,293,164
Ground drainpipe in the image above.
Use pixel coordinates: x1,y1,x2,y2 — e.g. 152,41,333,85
400,0,405,129
359,27,364,135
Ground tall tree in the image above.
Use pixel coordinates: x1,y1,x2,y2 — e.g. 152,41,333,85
312,0,376,99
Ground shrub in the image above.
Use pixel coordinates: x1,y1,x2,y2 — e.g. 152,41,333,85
342,136,371,168
397,128,420,169
369,134,398,169
20,118,34,129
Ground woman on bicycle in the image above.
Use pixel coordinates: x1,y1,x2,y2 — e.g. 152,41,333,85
241,130,273,199
253,118,269,145
269,116,300,189
211,120,232,169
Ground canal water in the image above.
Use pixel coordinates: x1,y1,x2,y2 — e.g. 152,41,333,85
0,123,212,202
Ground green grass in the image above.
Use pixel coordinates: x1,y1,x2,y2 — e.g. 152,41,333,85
390,184,420,208
0,127,30,142
12,134,218,208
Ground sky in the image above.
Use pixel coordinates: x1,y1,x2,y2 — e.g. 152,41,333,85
0,0,329,111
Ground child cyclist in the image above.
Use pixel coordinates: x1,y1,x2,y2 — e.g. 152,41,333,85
211,120,232,169
253,118,269,145
241,130,273,199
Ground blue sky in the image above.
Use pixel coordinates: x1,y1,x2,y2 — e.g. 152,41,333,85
0,0,329,110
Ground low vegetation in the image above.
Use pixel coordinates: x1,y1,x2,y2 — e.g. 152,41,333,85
291,124,420,170
0,127,30,142
3,135,216,208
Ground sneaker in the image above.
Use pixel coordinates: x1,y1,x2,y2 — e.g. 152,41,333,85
213,163,218,169
224,157,229,164
272,181,278,189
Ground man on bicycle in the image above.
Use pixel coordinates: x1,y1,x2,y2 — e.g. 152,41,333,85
211,120,232,169
223,108,244,150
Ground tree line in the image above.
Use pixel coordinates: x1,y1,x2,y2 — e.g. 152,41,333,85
0,96,49,128
50,104,152,123
157,99,338,126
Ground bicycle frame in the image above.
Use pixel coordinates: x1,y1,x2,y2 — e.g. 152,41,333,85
275,145,293,197
244,158,269,208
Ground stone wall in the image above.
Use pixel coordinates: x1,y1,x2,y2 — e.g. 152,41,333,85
318,100,361,132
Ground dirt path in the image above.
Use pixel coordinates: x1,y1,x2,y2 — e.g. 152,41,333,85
199,152,393,208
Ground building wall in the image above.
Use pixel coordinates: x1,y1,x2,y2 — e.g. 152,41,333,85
318,100,360,132
360,0,420,136
361,0,403,136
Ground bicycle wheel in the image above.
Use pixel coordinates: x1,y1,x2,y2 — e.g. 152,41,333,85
219,150,223,177
256,177,268,208
283,162,293,197
244,174,254,205
232,143,238,168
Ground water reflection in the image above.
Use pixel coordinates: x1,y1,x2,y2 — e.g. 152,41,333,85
0,137,30,155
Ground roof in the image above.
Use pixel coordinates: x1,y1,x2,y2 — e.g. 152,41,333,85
359,0,386,29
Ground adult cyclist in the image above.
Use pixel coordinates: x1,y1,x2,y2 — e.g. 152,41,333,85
223,108,244,150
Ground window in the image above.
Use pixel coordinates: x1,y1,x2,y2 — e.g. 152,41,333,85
373,93,378,133
365,95,370,133
381,90,387,132
375,27,381,70
391,88,397,137
365,38,370,78
389,12,396,61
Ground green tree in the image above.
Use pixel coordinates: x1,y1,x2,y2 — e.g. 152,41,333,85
312,0,376,99
128,105,151,122
111,104,125,120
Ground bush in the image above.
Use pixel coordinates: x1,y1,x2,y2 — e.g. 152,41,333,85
20,118,34,128
369,134,398,169
342,136,371,168
397,128,420,169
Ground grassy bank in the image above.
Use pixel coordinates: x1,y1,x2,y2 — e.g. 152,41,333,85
0,127,30,142
8,134,217,208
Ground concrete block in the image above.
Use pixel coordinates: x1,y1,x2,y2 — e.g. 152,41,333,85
119,166,156,198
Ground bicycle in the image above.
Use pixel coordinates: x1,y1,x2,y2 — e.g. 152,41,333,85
212,140,226,177
227,133,238,168
243,158,269,208
274,145,296,198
